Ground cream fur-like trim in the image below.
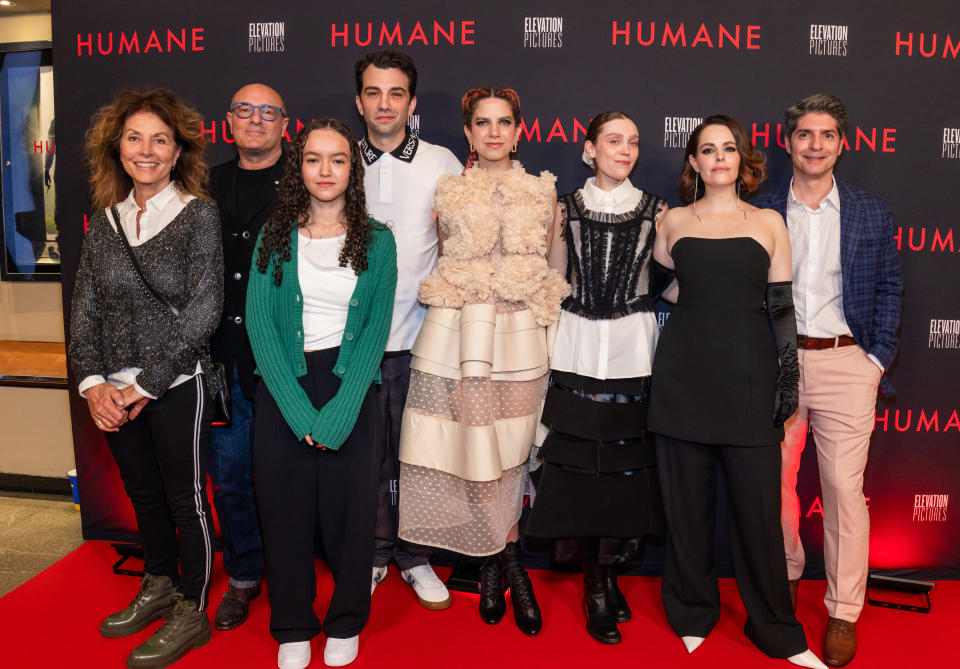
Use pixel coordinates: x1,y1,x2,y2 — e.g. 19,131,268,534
420,162,570,324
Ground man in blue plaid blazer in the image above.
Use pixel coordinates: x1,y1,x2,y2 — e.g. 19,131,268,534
752,93,903,668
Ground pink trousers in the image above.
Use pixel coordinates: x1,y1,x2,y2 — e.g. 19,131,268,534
780,344,881,622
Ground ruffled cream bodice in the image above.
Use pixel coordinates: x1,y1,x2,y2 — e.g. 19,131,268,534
418,162,570,326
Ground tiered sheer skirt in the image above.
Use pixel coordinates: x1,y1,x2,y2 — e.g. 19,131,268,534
398,302,548,556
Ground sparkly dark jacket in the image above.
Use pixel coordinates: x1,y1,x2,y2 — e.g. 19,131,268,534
68,198,224,398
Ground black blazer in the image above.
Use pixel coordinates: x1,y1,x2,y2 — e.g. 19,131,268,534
209,156,284,399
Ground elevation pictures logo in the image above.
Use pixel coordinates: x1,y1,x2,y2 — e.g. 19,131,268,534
929,319,960,349
523,17,563,48
913,494,948,522
943,128,960,159
664,116,702,148
249,21,285,53
809,23,848,56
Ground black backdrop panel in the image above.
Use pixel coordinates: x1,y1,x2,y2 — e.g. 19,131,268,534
53,0,960,575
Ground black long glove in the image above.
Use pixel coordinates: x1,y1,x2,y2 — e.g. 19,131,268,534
766,281,800,426
650,259,676,302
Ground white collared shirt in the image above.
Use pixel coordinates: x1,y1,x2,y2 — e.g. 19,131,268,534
362,138,462,351
551,177,660,380
787,178,851,339
78,182,201,399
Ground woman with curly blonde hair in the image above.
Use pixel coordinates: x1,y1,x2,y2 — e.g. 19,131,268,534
70,87,222,668
397,87,568,636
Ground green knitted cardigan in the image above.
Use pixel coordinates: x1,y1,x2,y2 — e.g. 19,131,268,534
246,220,396,449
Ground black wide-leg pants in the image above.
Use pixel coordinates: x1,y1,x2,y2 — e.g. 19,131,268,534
254,348,382,643
655,434,807,658
106,375,214,611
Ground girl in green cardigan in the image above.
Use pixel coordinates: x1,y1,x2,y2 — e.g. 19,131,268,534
246,119,396,669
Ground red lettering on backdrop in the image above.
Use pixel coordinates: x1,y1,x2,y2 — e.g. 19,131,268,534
167,28,186,52
520,118,541,142
691,24,713,48
806,496,823,518
546,119,568,143
895,31,960,58
77,33,92,56
191,27,204,50
462,21,475,44
612,21,629,45
895,32,913,56
662,22,685,47
380,22,402,45
932,229,955,252
331,24,348,47
98,33,113,55
144,30,162,52
408,21,428,45
435,22,455,45
119,31,140,54
946,411,960,432
746,25,760,49
719,24,739,48
200,121,216,144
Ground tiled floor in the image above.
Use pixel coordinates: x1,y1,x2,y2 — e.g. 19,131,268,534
0,493,84,598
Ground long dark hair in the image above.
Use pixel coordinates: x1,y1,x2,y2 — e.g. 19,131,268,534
256,119,370,285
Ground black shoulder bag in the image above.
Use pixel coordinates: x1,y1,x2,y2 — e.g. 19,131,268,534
110,205,231,427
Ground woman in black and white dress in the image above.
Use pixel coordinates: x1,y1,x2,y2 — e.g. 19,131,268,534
526,111,670,644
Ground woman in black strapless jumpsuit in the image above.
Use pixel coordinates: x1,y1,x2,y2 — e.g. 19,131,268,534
648,116,823,667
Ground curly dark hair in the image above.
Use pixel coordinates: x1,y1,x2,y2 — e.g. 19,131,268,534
85,87,208,210
256,119,370,286
678,114,766,204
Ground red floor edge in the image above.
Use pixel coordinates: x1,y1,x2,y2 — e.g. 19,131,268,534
0,541,951,668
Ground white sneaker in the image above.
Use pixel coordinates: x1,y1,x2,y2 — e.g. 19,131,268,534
278,641,311,669
400,564,453,610
323,635,359,667
370,566,388,596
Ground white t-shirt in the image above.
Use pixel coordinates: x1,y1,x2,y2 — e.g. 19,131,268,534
297,232,358,351
360,133,462,351
551,178,660,380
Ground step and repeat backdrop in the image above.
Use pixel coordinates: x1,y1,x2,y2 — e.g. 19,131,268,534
53,1,958,576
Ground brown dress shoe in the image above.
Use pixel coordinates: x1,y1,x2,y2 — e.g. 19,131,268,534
788,579,799,612
823,616,856,667
215,583,262,630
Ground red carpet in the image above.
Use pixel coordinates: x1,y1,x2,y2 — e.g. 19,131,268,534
0,541,951,667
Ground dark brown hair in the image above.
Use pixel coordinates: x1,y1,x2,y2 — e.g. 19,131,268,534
461,87,521,168
354,50,418,97
785,93,847,140
678,114,766,204
256,119,371,286
85,87,208,210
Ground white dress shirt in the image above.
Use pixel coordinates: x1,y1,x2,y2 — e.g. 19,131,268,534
78,183,201,399
551,178,660,380
362,137,462,351
788,178,883,370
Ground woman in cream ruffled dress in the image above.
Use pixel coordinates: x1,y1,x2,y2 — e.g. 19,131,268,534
398,87,568,636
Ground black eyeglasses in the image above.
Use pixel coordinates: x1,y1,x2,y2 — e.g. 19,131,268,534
230,102,285,122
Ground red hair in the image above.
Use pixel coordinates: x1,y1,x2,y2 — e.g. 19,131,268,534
461,87,521,169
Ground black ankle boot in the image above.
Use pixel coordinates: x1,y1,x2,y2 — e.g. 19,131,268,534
479,554,506,624
502,541,542,636
602,567,631,623
583,561,621,644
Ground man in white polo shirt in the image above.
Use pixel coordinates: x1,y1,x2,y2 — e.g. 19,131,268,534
354,50,462,610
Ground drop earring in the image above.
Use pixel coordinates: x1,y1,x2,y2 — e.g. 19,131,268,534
513,140,519,153
692,172,701,222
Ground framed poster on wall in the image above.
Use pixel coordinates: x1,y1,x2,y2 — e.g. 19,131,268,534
0,41,57,281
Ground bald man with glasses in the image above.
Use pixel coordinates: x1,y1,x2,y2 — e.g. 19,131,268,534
208,83,289,631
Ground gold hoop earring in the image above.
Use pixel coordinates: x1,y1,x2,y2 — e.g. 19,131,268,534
513,140,519,153
469,141,475,153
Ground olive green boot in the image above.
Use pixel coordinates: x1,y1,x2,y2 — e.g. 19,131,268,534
126,594,211,668
100,573,176,638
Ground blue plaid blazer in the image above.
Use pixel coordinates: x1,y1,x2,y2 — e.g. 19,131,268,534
752,179,903,397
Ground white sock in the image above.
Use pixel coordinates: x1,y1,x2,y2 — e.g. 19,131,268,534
787,649,828,669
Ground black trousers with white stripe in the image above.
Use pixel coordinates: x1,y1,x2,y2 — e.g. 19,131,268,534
106,375,214,610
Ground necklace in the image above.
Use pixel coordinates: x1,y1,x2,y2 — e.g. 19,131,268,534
301,221,345,239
